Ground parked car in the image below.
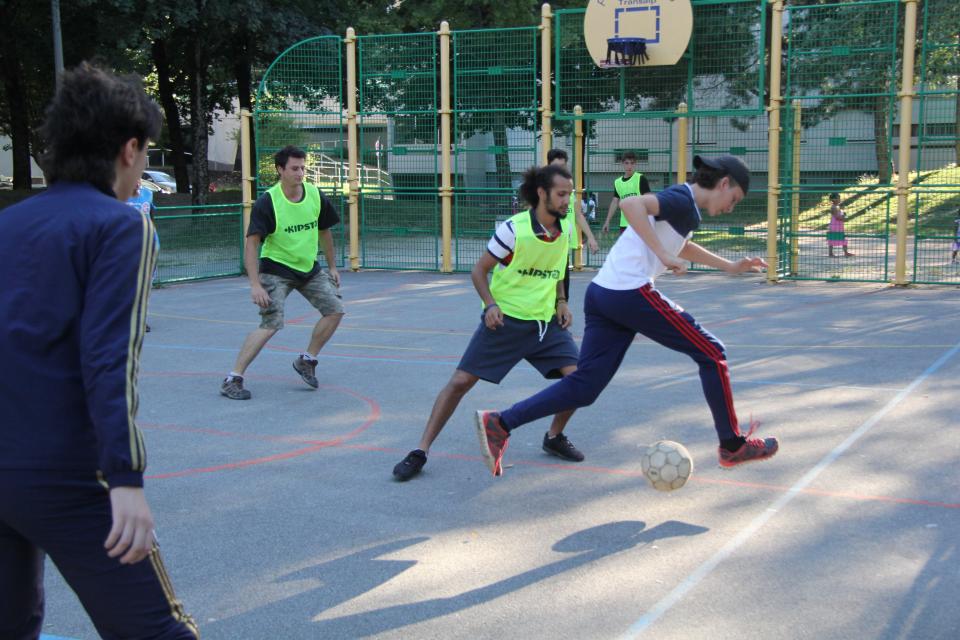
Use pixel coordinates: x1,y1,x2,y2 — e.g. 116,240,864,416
139,179,166,194
142,170,178,193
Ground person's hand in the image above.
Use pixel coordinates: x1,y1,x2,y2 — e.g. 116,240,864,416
105,487,155,565
728,256,768,274
483,304,504,330
661,255,688,275
587,236,599,252
328,267,340,288
250,284,271,308
556,301,573,329
601,221,610,234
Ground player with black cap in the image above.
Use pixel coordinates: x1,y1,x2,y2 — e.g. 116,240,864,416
476,155,779,476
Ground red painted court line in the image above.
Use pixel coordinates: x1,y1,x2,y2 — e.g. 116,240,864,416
140,371,955,509
141,374,381,479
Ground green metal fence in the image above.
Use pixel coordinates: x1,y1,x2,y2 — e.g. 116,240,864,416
357,32,439,270
153,205,244,284
237,0,958,286
555,1,768,270
452,26,540,271
912,0,960,284
779,0,902,282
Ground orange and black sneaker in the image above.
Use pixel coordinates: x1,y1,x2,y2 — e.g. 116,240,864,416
475,410,509,476
718,419,778,468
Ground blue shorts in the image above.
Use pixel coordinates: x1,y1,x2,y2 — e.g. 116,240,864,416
457,314,579,384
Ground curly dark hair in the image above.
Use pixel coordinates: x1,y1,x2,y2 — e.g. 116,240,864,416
39,62,161,193
518,164,572,208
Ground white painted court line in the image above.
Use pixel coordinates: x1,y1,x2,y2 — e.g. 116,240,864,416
620,338,960,639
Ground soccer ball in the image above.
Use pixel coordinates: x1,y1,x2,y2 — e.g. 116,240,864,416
641,440,694,492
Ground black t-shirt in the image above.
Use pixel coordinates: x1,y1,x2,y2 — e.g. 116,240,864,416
246,186,340,281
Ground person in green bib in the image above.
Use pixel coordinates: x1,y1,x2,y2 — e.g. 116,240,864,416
220,145,344,400
547,148,600,301
393,164,585,480
601,150,651,235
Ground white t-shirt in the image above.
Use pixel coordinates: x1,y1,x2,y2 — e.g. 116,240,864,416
593,184,701,290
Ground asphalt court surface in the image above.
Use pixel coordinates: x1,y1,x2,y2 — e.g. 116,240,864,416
41,270,960,639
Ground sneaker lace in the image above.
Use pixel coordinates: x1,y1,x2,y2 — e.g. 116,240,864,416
742,415,763,446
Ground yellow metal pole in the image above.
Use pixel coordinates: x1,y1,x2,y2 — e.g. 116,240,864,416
439,21,453,273
574,105,584,270
345,27,360,271
676,102,688,184
765,0,784,284
894,0,918,286
790,99,801,275
540,4,553,164
240,108,253,237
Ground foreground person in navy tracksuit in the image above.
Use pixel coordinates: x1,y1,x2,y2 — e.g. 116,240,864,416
0,63,198,639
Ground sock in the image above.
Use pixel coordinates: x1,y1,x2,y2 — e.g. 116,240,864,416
498,413,514,432
721,436,746,452
300,352,316,361
228,371,243,379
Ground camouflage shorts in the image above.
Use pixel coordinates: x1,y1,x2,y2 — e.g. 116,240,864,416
258,271,344,330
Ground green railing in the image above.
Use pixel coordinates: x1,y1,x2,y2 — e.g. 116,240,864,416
153,205,244,284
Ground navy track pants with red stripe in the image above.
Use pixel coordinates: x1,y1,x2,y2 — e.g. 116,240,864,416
499,282,742,442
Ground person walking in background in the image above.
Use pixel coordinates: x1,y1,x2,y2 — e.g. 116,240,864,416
602,150,651,235
220,145,345,400
586,192,598,221
546,148,599,254
951,212,960,264
475,155,778,477
827,192,854,258
127,178,159,332
0,62,197,639
392,164,585,481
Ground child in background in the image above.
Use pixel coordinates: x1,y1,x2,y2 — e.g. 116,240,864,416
827,192,854,258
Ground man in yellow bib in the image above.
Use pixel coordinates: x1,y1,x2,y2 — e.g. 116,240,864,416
601,150,651,235
392,164,585,480
221,145,344,400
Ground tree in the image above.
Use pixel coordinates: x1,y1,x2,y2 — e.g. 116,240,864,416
916,0,959,165
0,0,145,189
783,1,905,183
351,1,584,190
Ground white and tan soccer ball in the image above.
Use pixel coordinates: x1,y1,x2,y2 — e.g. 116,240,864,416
641,440,693,491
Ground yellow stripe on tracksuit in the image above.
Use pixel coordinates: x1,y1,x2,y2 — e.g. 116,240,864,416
124,214,157,471
149,545,200,637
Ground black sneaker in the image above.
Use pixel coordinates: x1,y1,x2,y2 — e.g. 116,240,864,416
220,375,251,400
293,355,319,389
542,432,585,462
393,449,427,481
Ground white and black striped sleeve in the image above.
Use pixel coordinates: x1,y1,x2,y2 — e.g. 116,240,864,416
487,219,517,263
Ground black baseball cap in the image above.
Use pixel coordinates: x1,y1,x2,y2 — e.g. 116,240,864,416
693,154,750,194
